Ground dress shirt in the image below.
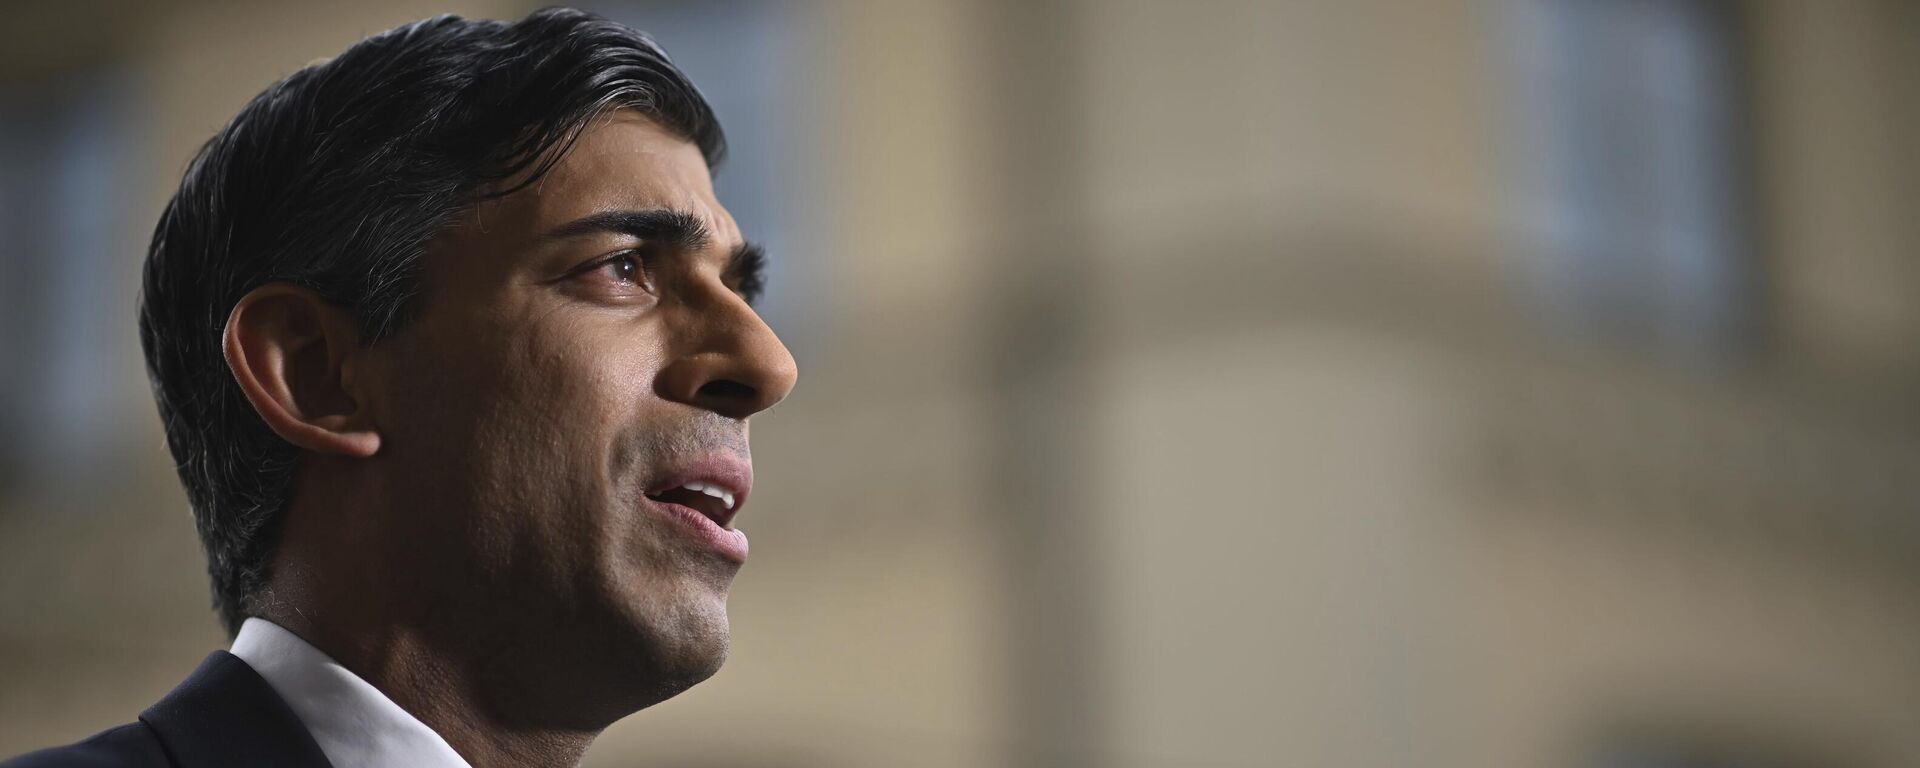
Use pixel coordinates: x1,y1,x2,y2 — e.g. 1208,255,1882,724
229,618,471,768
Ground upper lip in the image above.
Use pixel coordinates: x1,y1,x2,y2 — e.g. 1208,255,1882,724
645,455,753,528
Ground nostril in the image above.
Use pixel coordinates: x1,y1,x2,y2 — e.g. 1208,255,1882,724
697,379,756,403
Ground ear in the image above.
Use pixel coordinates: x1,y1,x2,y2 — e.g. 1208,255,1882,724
222,283,381,458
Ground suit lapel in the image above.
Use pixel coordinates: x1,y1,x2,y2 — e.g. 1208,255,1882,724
139,651,334,768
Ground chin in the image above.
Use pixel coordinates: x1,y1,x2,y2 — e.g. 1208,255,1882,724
664,632,731,694
607,580,735,707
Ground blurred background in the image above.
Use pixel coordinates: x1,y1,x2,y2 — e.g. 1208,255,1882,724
2,0,1918,766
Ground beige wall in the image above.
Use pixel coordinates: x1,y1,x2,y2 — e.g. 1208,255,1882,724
3,1,1918,767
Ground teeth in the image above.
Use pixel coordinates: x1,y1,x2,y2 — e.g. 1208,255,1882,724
680,481,737,511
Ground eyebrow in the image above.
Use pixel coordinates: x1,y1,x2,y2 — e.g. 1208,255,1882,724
541,208,769,305
540,208,714,250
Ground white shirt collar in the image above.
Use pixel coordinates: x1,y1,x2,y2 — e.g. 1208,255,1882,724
230,618,472,768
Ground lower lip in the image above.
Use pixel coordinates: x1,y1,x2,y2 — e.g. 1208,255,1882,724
646,499,749,563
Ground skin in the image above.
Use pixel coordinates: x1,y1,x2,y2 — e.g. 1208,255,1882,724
222,110,798,767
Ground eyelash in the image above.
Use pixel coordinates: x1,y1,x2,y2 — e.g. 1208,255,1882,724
582,250,651,288
567,248,762,305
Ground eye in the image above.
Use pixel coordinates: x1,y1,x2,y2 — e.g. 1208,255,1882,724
569,250,655,296
601,253,642,284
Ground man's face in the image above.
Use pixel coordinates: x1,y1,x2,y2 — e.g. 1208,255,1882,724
359,111,796,717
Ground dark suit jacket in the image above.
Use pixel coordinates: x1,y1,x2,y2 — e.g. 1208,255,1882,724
2,651,333,767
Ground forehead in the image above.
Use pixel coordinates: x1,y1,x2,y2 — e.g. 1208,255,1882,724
471,110,737,244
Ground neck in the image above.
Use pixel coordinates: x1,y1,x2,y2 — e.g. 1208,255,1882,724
254,471,631,766
252,599,603,768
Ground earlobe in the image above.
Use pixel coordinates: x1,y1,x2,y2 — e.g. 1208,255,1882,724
223,284,382,458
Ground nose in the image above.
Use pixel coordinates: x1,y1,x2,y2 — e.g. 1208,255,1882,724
655,289,798,420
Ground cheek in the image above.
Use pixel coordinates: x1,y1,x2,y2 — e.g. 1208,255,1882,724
483,312,663,522
508,318,732,607
382,307,666,586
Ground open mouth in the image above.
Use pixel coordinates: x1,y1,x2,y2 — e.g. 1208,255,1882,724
645,480,738,528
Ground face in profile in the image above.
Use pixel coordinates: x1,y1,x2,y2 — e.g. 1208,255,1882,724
355,110,797,720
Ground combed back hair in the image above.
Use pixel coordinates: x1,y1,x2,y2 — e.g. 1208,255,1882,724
138,7,726,636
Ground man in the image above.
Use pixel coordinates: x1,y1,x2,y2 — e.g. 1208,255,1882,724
5,8,796,768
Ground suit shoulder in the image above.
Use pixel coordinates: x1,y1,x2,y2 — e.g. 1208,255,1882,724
0,723,170,768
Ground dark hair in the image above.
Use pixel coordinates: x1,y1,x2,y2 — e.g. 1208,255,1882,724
138,7,726,636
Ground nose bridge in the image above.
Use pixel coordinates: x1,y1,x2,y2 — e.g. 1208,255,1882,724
657,284,798,420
